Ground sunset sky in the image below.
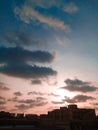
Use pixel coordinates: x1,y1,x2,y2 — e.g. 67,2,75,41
0,0,98,115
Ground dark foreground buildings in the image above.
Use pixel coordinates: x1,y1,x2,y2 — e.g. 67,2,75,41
0,104,98,130
40,104,98,130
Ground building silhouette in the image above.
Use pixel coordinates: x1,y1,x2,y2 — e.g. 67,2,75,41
40,104,98,130
0,104,98,130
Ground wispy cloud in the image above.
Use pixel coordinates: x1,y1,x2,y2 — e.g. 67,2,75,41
48,93,60,97
64,2,78,14
63,94,95,103
0,96,6,105
51,101,64,104
0,82,10,91
3,30,48,47
8,96,18,102
0,100,6,105
0,106,6,110
0,96,5,101
15,97,48,110
28,91,60,97
28,91,44,96
14,6,71,32
55,35,70,45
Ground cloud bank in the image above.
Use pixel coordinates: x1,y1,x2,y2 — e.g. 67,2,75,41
0,46,57,79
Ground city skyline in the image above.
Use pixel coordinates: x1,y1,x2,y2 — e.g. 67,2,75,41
0,0,98,115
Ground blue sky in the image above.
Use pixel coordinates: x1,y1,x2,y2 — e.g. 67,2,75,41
0,0,98,114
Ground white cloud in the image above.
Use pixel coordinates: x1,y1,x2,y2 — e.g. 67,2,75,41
14,6,71,32
55,35,70,45
64,2,78,14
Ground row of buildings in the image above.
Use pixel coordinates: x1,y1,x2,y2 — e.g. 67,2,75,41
0,111,38,119
0,104,98,130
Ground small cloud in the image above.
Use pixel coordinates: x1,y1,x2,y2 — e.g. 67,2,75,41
0,96,5,100
55,35,70,45
14,91,23,96
63,94,95,103
15,104,29,110
18,99,34,104
64,2,78,14
8,96,18,102
51,101,64,104
61,78,97,93
28,91,44,96
0,100,6,105
0,96,6,105
0,82,10,91
27,91,60,97
48,93,60,97
31,79,42,85
36,97,46,101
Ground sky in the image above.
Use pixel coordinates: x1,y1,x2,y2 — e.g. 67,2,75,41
0,0,98,115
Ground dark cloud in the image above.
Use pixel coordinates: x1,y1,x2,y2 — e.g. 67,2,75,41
48,93,60,97
15,104,30,110
14,92,23,96
0,96,6,105
0,46,54,64
0,46,57,79
0,64,57,79
65,78,89,85
0,96,5,100
18,99,34,104
27,91,60,97
18,97,47,104
0,82,10,91
63,94,95,103
31,79,42,85
0,100,6,105
36,97,46,101
15,97,48,110
8,96,48,110
51,101,64,104
8,96,18,102
3,30,47,47
28,91,44,96
61,78,97,93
